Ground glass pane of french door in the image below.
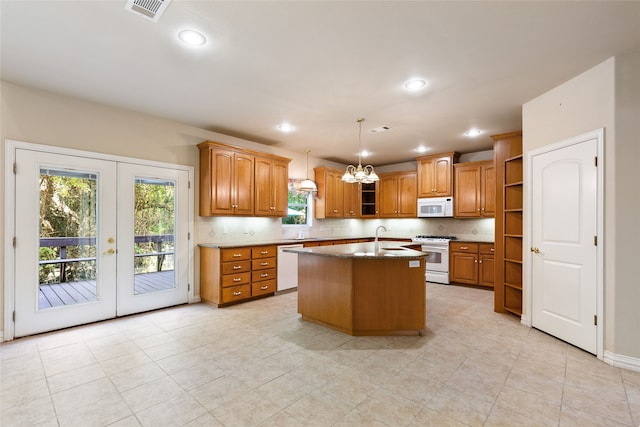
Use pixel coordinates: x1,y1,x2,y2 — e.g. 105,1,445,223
38,168,99,309
133,177,176,295
116,163,189,316
14,149,117,337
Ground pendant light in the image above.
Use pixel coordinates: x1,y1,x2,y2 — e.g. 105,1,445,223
298,149,318,192
342,118,379,184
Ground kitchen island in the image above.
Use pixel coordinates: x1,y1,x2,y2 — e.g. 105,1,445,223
283,241,427,336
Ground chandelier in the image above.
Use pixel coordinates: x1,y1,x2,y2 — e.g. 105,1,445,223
341,118,379,184
298,149,317,192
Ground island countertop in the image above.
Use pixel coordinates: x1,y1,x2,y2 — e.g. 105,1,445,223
282,240,426,259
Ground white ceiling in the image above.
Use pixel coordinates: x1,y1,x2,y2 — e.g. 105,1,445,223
2,1,639,165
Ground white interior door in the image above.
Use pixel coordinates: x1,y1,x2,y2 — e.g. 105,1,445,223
116,163,189,316
14,149,117,337
530,137,598,354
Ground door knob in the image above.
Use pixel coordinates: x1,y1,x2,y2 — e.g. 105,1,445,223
103,248,115,255
531,247,540,254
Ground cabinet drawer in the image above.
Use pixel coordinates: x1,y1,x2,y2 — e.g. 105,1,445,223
221,248,251,262
252,246,276,259
479,243,495,255
252,268,276,282
252,279,276,296
221,284,251,303
221,272,251,287
221,260,251,275
450,242,478,253
252,257,276,270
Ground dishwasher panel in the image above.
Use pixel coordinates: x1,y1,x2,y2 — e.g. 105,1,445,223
277,244,303,292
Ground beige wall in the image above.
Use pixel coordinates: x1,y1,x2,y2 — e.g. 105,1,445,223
522,52,640,361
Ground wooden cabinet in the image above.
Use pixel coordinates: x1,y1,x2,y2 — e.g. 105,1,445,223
379,171,417,218
198,140,290,217
493,131,523,315
200,245,278,306
314,167,344,218
417,152,459,198
199,144,254,216
479,244,495,287
343,182,361,217
454,160,495,218
450,241,494,288
314,168,380,218
254,156,289,217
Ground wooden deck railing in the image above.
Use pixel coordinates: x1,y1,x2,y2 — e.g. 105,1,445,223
39,235,174,283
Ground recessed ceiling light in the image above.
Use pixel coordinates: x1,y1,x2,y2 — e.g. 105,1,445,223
360,150,371,157
415,146,428,153
464,129,482,137
178,29,206,46
404,79,427,91
277,123,294,132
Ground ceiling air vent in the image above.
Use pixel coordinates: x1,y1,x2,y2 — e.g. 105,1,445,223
125,0,172,23
369,126,392,133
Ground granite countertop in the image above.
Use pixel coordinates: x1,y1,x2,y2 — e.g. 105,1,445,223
197,236,403,249
282,240,427,259
197,236,493,249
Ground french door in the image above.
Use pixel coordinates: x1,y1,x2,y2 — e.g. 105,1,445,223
12,147,190,337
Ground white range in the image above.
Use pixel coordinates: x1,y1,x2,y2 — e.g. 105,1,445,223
411,235,458,284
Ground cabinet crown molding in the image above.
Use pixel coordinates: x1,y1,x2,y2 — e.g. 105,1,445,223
198,140,291,163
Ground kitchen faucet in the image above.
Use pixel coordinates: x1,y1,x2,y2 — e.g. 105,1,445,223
374,225,387,252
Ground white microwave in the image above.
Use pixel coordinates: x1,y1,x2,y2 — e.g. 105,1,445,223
417,197,454,217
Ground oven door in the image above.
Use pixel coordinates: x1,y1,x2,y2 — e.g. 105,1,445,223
421,245,449,273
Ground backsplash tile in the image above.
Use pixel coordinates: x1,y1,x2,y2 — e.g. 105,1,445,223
197,217,495,244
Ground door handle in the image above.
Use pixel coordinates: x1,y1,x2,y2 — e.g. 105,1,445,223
531,247,541,254
103,248,115,255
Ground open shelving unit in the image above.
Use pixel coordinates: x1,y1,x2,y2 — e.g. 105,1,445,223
492,131,523,316
360,182,378,217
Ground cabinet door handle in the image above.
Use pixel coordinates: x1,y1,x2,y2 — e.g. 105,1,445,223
260,285,269,290
490,248,495,252
233,291,242,296
233,265,242,270
460,246,468,250
260,262,268,266
260,250,268,255
233,277,242,282
479,260,482,264
475,259,478,263
233,253,242,257
260,273,269,278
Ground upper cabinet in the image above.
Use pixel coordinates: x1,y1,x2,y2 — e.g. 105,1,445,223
417,152,459,198
379,171,417,218
454,160,495,218
255,156,289,217
198,141,290,217
314,166,344,218
343,181,361,217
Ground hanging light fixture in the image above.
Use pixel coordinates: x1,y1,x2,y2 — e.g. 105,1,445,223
298,149,318,192
342,118,379,184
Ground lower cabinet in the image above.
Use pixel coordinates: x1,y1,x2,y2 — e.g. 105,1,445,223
450,242,494,288
200,245,277,306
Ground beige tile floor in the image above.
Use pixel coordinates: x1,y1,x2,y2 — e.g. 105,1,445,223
1,282,639,427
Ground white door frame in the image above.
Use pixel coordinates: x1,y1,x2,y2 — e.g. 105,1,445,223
4,139,195,341
523,128,604,360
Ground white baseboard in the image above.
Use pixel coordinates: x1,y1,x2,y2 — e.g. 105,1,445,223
604,350,640,372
